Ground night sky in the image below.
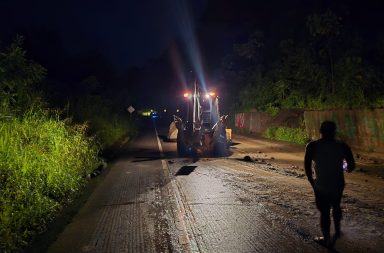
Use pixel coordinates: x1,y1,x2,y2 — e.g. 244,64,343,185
1,0,384,110
0,0,206,69
2,0,384,72
2,0,384,66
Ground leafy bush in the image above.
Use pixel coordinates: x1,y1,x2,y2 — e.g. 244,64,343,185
263,126,310,144
0,36,46,114
265,105,280,117
71,95,138,148
0,37,138,252
0,109,101,251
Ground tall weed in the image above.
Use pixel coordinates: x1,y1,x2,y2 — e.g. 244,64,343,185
72,95,138,148
0,109,101,251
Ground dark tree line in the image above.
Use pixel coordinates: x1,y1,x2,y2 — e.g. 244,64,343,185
213,1,384,112
0,32,143,148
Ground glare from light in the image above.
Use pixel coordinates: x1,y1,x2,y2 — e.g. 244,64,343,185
171,45,188,91
173,0,207,93
204,92,216,99
184,92,193,99
163,109,167,112
176,109,180,113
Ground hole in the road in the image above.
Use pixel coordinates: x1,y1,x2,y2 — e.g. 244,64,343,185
175,166,197,176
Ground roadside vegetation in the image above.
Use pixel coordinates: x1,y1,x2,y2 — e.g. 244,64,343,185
71,94,137,149
0,39,136,251
0,109,100,251
263,127,309,145
223,9,384,143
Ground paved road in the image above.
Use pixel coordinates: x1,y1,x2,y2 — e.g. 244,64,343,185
49,120,174,252
48,119,384,253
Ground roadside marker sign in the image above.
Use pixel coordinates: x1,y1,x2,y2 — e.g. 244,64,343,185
127,106,135,114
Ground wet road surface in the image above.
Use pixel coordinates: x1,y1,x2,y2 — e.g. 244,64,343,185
48,120,384,252
49,122,172,252
166,158,320,253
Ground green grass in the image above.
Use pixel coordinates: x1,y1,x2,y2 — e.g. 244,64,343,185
71,96,138,149
88,113,138,148
0,109,101,251
263,126,310,144
0,40,134,251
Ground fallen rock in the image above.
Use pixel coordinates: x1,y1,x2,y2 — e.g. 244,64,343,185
243,155,254,162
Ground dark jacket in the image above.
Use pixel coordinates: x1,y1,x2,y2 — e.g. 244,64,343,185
305,138,355,193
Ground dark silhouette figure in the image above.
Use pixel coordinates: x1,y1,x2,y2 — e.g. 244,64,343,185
304,121,355,248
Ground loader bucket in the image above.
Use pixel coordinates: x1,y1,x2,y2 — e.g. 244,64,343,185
168,121,178,141
225,128,232,144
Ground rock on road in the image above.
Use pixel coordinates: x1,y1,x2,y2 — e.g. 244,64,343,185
48,119,384,253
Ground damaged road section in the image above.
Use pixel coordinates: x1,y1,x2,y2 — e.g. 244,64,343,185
165,155,383,253
47,123,383,253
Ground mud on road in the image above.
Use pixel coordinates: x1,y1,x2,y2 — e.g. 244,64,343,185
44,125,383,253
163,133,384,252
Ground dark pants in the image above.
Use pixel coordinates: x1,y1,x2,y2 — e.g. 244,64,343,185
314,189,343,239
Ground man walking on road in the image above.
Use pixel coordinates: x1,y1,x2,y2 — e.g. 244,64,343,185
304,121,355,248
